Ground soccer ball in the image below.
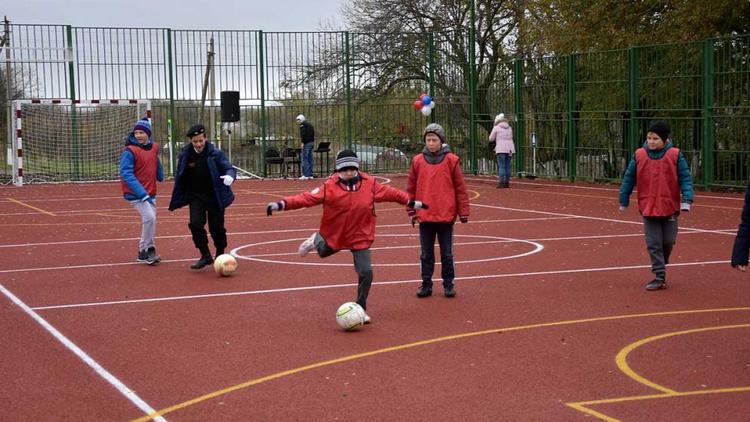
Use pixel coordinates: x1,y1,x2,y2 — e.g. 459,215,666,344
336,302,366,331
213,254,238,277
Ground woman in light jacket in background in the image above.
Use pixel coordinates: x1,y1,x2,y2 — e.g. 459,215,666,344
488,113,515,188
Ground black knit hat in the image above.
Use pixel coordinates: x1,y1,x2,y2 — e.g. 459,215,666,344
335,149,360,171
648,121,670,141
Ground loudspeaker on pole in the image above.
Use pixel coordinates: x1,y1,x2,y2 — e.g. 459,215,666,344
220,91,240,122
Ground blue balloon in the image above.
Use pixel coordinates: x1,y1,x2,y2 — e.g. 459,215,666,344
422,95,432,106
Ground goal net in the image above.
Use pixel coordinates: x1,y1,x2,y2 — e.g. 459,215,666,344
12,99,151,185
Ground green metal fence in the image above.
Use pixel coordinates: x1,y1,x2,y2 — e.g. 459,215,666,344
2,23,749,188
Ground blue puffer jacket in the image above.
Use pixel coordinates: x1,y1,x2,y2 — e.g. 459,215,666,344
168,141,236,211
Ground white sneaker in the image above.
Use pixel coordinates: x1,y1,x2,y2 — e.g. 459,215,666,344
298,175,308,180
363,312,371,324
298,232,318,256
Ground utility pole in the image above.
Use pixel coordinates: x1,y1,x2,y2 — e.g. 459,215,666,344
2,17,15,183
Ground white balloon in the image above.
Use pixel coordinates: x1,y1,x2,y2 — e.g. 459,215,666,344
420,106,432,116
428,100,436,109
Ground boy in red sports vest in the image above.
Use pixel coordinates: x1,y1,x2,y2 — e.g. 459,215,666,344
619,121,694,290
119,117,164,264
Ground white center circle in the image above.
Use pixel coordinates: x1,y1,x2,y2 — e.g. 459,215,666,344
232,234,543,267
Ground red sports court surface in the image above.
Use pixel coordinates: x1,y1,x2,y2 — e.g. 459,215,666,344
1,176,749,421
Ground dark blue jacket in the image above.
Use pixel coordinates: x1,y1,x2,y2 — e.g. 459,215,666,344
731,179,750,267
168,141,236,211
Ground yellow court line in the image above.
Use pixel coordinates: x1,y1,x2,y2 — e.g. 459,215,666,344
566,324,750,421
131,306,750,421
615,324,750,394
6,198,57,216
567,386,750,421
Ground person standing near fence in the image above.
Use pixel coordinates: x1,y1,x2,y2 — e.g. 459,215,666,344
119,117,164,265
488,113,515,188
169,124,236,270
619,121,694,290
730,179,750,271
296,114,315,180
407,123,470,298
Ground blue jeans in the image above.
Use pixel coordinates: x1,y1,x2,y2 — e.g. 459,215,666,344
301,142,314,177
496,153,512,184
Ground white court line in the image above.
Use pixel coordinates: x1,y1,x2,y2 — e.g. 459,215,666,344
0,229,725,275
473,203,737,236
464,176,745,201
0,216,573,249
30,259,729,311
0,283,166,421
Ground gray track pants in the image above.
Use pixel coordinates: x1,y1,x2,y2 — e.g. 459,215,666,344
314,232,373,310
130,199,157,252
643,215,678,280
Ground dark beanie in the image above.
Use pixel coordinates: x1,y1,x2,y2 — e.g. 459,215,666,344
186,124,206,138
132,118,152,137
335,149,360,170
648,121,670,141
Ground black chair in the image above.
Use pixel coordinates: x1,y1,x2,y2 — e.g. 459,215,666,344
314,141,331,176
265,147,285,177
282,147,301,178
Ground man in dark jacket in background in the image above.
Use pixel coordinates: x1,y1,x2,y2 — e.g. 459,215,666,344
169,124,236,269
296,114,315,180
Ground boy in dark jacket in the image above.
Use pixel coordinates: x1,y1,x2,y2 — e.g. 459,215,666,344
407,123,470,298
731,180,750,271
119,117,164,265
619,122,694,290
169,124,236,269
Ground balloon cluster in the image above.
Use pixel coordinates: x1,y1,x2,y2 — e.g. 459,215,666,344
413,93,436,117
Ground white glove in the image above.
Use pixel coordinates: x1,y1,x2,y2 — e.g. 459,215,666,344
220,175,234,186
619,205,627,212
408,200,429,210
680,202,691,212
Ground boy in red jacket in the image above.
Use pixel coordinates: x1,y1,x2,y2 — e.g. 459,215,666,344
266,150,427,323
407,123,470,298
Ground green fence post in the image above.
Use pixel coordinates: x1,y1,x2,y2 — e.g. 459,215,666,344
468,0,478,174
258,30,268,177
344,31,352,150
166,28,176,175
627,47,640,155
566,53,577,180
66,25,80,180
513,59,525,173
428,32,435,123
702,38,715,189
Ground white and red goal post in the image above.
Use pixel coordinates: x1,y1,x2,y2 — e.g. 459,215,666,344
12,99,151,186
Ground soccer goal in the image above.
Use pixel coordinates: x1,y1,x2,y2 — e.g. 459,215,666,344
12,99,151,185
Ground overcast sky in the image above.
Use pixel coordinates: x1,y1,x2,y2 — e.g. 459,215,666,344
3,0,347,31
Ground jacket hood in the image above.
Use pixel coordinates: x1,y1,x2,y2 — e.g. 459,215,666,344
422,144,451,164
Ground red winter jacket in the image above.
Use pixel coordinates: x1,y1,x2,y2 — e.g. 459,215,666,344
406,150,470,223
635,147,680,217
282,172,409,251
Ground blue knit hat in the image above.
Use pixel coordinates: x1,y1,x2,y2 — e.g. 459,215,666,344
133,118,152,137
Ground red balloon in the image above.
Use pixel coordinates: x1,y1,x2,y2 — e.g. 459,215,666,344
413,99,424,110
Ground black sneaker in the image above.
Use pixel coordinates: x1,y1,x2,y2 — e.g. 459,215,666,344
444,286,456,298
190,254,214,270
137,249,149,263
416,286,432,298
146,247,161,264
645,278,667,291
